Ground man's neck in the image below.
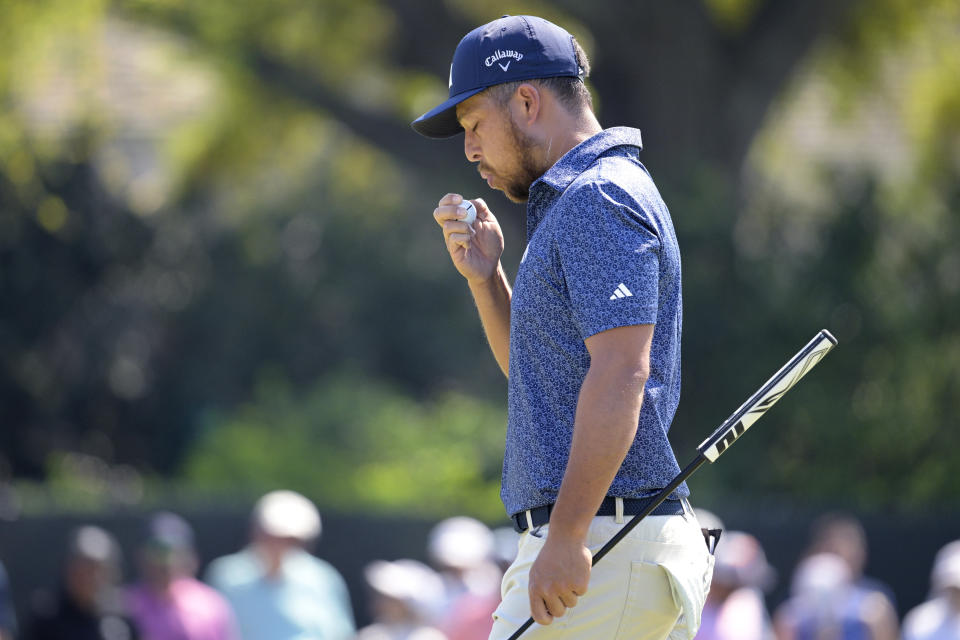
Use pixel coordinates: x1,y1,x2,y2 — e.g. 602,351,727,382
542,113,602,168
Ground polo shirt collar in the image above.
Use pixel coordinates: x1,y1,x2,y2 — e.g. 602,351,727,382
525,127,643,237
536,126,643,193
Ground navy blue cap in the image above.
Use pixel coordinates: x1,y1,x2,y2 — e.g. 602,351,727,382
412,15,583,139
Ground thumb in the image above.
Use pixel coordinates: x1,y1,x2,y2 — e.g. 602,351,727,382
472,198,494,221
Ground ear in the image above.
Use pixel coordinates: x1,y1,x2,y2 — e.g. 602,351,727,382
512,83,542,125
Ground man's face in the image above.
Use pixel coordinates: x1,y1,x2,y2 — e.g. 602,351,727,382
140,544,194,592
457,90,545,203
65,557,113,610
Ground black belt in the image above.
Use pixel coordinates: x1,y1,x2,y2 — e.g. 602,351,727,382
511,496,685,533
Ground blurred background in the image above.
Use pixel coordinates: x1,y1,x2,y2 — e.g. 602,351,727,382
1,0,958,637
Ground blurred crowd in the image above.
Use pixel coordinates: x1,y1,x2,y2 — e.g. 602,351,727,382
1,497,958,640
0,490,513,640
693,510,960,640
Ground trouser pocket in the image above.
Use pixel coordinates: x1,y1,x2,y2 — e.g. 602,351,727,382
613,561,682,640
663,551,715,640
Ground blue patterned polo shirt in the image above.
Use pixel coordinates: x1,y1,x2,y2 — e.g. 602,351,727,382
502,126,688,516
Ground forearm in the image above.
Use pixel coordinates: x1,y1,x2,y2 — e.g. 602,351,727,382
547,361,647,542
468,262,512,376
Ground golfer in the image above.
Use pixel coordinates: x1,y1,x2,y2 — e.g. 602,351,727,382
414,15,714,639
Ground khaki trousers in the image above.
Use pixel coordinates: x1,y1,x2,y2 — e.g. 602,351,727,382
489,508,714,640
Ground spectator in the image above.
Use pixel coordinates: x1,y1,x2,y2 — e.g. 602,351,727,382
902,540,960,640
806,512,897,609
426,517,501,640
355,559,446,640
0,559,16,640
126,512,238,640
696,530,776,640
25,525,139,640
205,490,355,640
773,552,898,640
489,527,519,575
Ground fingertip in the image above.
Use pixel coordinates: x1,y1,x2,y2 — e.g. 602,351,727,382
530,598,554,626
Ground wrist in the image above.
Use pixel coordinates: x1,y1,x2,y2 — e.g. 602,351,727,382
545,525,589,548
466,262,505,289
545,509,591,544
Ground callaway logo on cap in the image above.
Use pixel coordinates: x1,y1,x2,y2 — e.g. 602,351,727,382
412,15,584,139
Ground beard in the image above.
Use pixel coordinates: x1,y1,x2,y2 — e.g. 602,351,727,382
500,117,548,203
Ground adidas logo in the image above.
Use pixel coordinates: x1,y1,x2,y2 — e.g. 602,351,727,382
609,283,633,300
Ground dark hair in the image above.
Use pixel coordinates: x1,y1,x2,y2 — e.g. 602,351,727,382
485,37,593,113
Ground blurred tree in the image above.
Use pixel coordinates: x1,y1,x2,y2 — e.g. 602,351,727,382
0,0,957,517
690,0,960,507
0,0,499,481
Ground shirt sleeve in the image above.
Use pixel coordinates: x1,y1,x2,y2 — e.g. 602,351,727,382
556,181,661,339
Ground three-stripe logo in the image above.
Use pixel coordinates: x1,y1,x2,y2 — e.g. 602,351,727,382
609,283,633,300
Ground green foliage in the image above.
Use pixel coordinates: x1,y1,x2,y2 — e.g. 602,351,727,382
701,0,763,34
691,0,960,510
182,370,507,520
1,0,958,519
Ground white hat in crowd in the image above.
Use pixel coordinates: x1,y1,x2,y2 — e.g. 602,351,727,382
70,525,120,565
791,552,852,598
931,540,960,592
252,490,321,541
427,516,494,570
712,530,777,591
364,559,445,611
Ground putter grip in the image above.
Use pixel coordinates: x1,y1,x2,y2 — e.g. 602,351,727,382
697,329,837,462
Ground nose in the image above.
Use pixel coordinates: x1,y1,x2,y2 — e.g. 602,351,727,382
464,129,481,163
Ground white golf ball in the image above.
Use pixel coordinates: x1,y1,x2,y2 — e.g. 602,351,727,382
460,200,476,225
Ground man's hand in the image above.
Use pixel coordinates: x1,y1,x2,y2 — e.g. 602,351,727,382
433,193,504,283
528,532,591,625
